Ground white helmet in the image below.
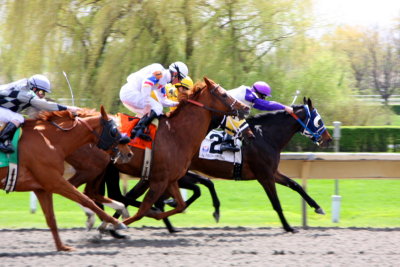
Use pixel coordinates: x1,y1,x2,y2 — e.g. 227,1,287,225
28,74,51,93
169,61,188,80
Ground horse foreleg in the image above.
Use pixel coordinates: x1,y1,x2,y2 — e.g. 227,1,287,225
34,190,74,251
49,177,126,231
274,171,325,215
186,172,221,222
257,175,296,233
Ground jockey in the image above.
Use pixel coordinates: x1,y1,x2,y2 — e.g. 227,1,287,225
219,81,294,152
119,61,189,141
163,76,194,112
0,74,80,153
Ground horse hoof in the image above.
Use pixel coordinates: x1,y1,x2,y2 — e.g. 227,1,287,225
285,227,298,233
213,212,220,223
315,207,326,215
168,228,181,234
109,230,128,239
115,222,127,230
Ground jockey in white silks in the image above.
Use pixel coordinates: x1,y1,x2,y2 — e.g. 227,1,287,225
119,62,189,141
0,74,79,153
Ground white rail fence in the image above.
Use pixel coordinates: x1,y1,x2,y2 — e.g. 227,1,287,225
280,152,400,228
352,95,400,105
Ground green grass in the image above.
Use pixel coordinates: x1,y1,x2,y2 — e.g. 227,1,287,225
0,179,399,229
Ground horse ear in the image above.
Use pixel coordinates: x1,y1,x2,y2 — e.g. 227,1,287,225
203,76,212,88
303,97,307,104
100,105,109,120
307,98,313,109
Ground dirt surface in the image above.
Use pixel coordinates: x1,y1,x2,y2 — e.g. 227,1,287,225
0,227,398,267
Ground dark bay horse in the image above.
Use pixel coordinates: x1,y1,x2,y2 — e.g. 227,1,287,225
104,97,332,234
0,107,132,251
66,77,249,228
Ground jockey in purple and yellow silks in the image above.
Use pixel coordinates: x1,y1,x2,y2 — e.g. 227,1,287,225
220,81,293,152
119,62,189,141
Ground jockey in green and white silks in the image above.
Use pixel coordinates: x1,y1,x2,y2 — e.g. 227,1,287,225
119,62,189,141
0,74,79,153
220,81,294,152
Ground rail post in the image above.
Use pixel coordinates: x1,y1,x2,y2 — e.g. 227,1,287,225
332,121,342,223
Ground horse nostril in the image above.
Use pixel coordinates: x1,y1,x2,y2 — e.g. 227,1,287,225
128,152,134,158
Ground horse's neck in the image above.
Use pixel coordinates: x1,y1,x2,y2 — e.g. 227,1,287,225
251,114,301,151
162,102,212,147
39,117,98,156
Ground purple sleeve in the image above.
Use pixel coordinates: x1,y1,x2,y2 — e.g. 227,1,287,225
244,88,256,102
253,99,285,111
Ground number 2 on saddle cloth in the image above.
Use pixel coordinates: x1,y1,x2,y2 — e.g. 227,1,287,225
117,113,157,149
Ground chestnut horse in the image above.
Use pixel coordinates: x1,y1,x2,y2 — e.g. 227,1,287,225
0,106,132,251
103,97,332,234
65,77,249,229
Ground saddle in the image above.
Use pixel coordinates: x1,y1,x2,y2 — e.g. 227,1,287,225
117,113,157,150
199,129,243,180
0,128,21,192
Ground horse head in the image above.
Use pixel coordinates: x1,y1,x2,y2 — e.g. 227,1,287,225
75,106,133,163
202,77,250,119
292,97,332,147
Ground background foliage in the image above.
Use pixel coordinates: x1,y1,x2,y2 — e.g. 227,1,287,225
1,0,399,126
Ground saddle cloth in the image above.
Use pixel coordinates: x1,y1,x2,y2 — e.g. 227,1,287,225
199,130,242,164
0,128,21,192
117,113,157,150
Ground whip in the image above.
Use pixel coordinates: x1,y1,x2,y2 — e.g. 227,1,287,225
291,90,300,105
63,71,75,106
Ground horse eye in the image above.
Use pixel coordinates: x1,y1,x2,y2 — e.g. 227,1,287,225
110,127,118,137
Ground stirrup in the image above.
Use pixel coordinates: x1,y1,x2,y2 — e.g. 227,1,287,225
0,142,14,153
220,143,240,152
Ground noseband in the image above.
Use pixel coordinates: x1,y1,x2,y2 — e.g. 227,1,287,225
187,84,242,117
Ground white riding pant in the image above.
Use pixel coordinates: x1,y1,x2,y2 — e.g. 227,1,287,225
120,83,163,116
0,107,24,125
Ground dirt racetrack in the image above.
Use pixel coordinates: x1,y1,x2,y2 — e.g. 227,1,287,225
0,226,398,267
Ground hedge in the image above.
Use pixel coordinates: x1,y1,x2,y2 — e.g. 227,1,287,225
284,126,400,152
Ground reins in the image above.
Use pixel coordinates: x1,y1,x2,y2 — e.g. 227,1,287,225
186,84,240,117
48,115,115,148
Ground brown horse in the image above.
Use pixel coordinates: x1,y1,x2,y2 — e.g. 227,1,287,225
65,77,249,228
103,97,332,234
0,106,132,251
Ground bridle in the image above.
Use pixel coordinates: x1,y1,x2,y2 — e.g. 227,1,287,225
186,84,246,118
290,105,326,144
49,115,123,151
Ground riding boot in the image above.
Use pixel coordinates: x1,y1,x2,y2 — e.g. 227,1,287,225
219,134,240,152
0,122,18,153
131,110,158,141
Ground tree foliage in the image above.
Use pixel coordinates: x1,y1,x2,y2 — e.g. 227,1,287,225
0,0,397,125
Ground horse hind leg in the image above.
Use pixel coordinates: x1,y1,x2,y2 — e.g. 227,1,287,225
274,171,325,215
34,190,74,251
122,181,170,226
147,182,187,221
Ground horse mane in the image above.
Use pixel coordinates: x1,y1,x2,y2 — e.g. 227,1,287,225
23,108,99,129
167,81,205,118
36,108,98,121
